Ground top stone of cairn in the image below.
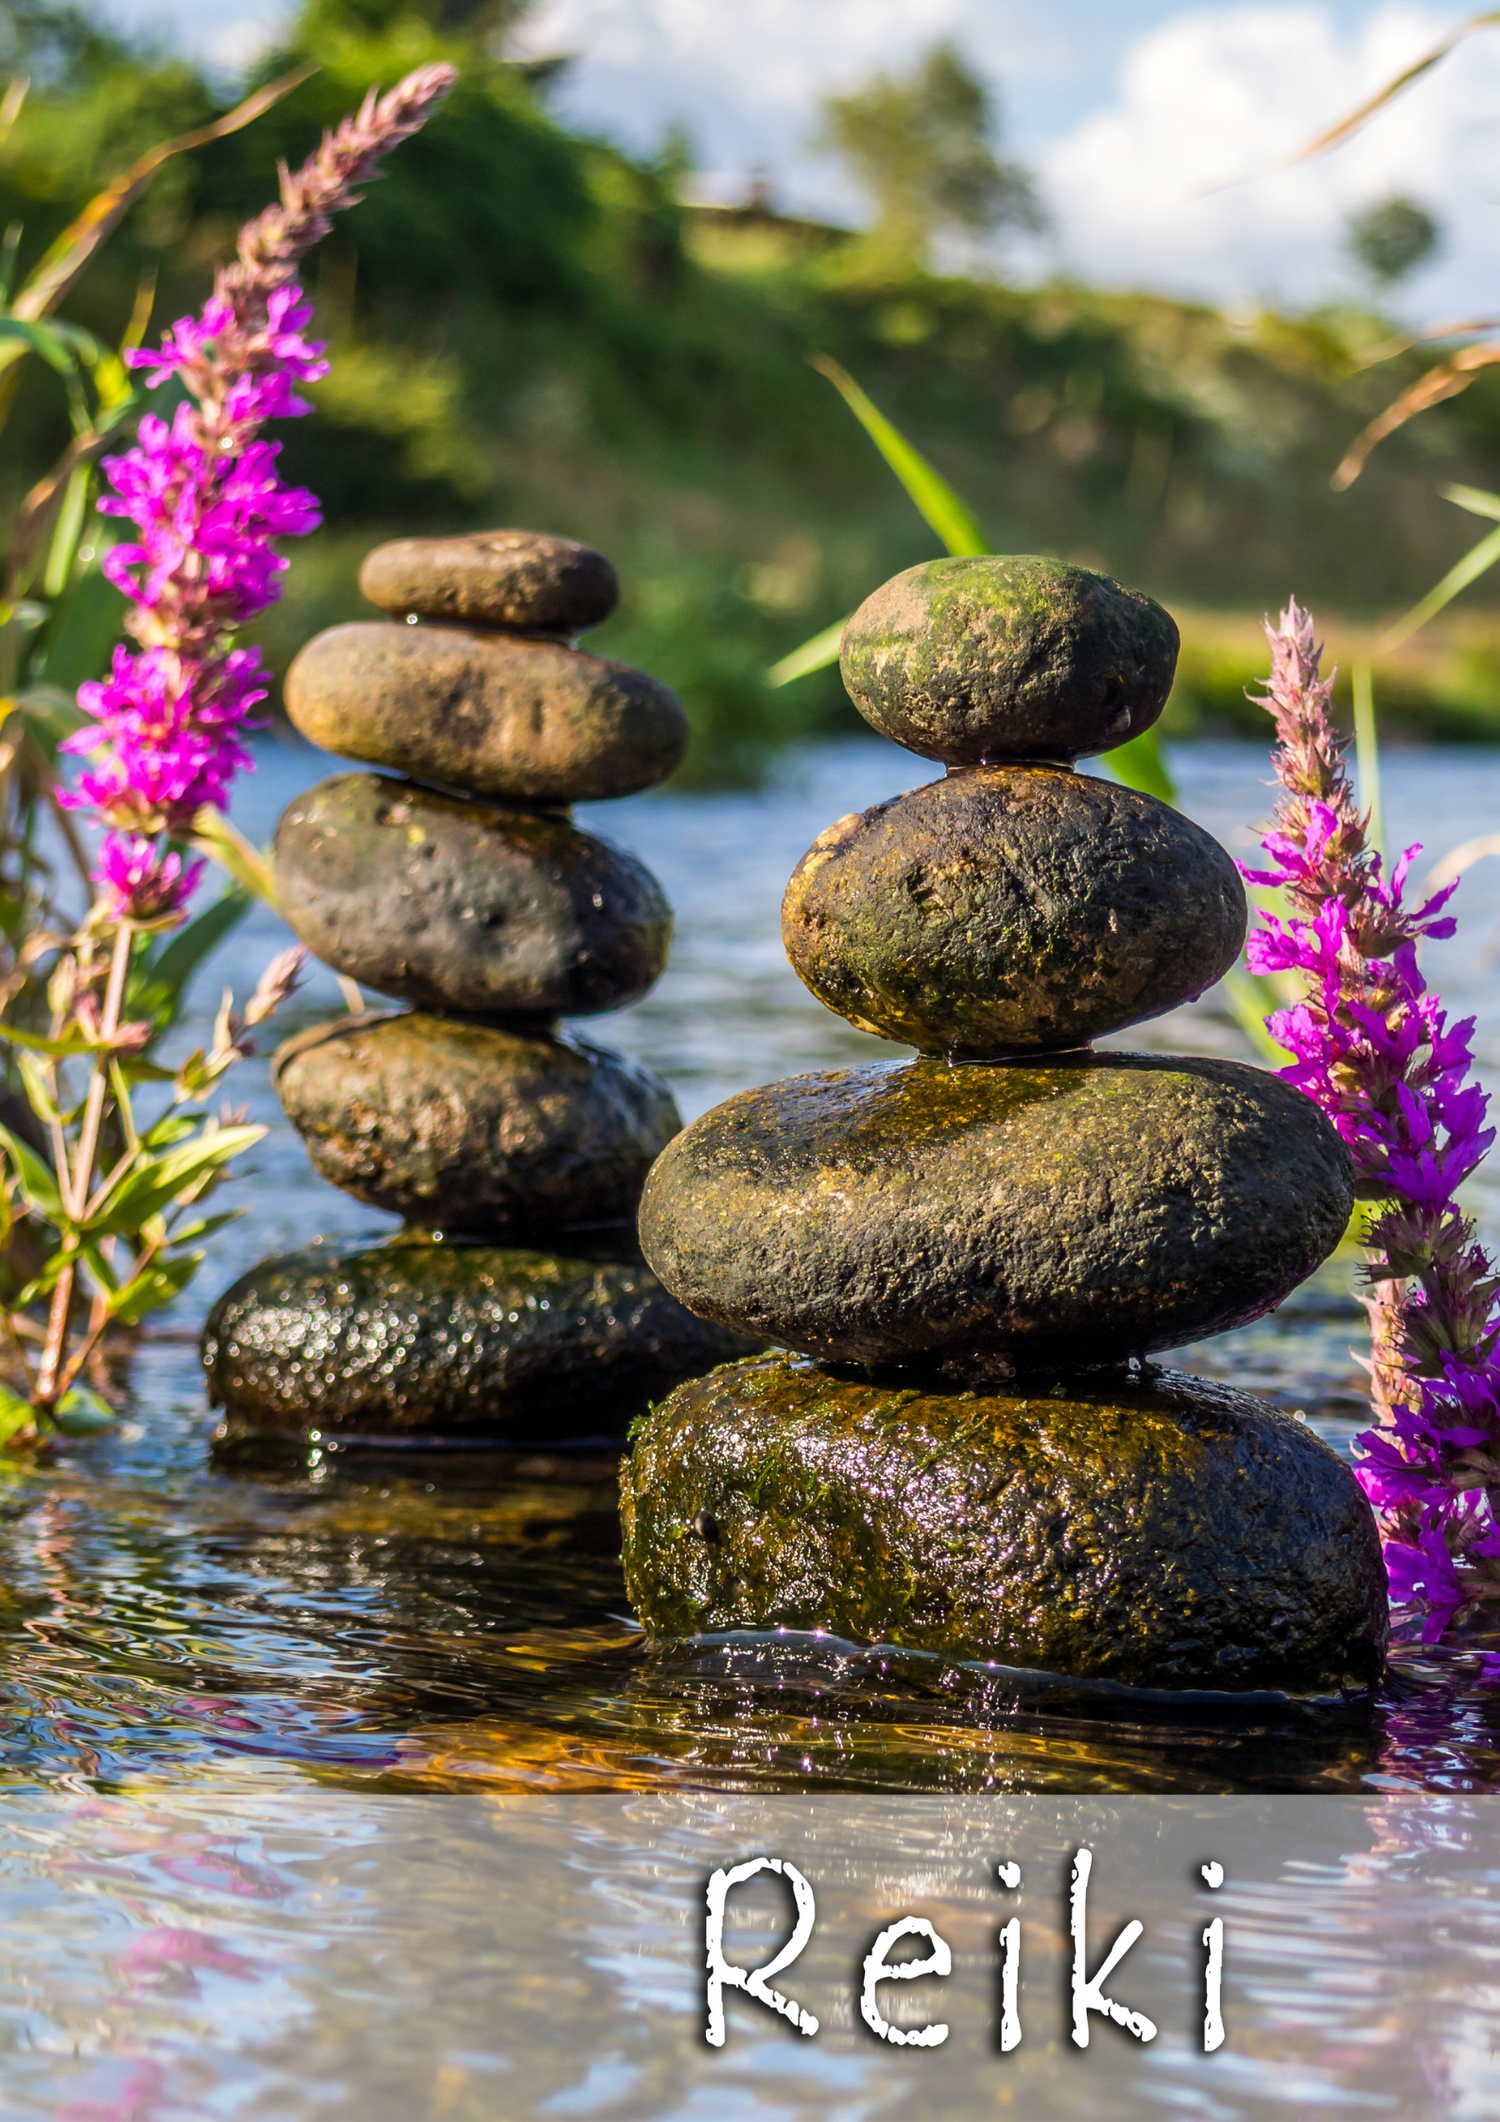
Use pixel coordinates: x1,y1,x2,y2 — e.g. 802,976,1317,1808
360,530,619,635
840,555,1179,765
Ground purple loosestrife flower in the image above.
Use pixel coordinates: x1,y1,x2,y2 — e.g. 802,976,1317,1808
1247,601,1500,1649
62,63,455,925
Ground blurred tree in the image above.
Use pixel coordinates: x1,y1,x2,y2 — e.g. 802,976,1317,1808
1346,193,1441,288
818,41,1042,271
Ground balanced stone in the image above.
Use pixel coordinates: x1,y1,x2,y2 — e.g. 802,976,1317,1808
621,1355,1389,1694
360,529,619,634
284,624,688,806
783,763,1245,1054
203,1234,760,1441
275,774,671,1019
841,556,1179,765
638,1053,1354,1374
274,1013,681,1233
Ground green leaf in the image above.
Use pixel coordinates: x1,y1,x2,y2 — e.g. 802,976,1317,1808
0,1121,63,1220
168,1209,238,1244
141,1113,200,1151
0,1383,35,1443
78,1241,119,1295
184,810,277,907
52,1383,114,1435
90,1123,264,1235
1352,663,1384,862
767,617,849,689
129,887,251,1031
1100,728,1177,804
108,1250,202,1324
16,1052,59,1125
0,1022,104,1058
812,355,990,557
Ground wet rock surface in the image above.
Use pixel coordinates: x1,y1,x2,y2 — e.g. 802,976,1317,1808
638,1053,1355,1373
359,529,619,633
783,763,1246,1053
274,773,672,1019
275,1012,682,1233
203,1234,760,1440
284,623,687,806
621,1354,1389,1694
840,556,1179,765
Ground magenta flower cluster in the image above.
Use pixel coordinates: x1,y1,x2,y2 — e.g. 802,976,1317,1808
61,288,326,920
1246,602,1500,1656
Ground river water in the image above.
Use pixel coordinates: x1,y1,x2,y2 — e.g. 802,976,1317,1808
5,734,1500,1803
7,736,1500,2119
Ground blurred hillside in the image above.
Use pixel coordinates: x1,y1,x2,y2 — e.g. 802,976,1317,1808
7,0,1500,774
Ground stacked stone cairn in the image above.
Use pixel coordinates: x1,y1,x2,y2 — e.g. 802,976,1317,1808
202,531,754,1444
624,557,1390,1694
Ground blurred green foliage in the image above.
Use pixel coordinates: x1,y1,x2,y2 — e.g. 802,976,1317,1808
6,0,1500,776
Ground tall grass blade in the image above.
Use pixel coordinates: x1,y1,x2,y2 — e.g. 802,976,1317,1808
767,618,848,689
1352,663,1384,861
1200,10,1500,192
1380,520,1500,651
1098,727,1176,804
1222,967,1292,1065
811,355,989,557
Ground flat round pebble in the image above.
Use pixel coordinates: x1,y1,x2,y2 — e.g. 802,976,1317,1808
840,556,1179,764
621,1355,1388,1694
637,1052,1354,1374
285,623,687,806
274,774,672,1020
782,763,1246,1053
275,1012,681,1233
360,529,618,633
201,1233,760,1440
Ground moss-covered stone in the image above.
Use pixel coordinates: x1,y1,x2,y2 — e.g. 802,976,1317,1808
274,773,671,1019
201,1233,759,1440
841,557,1179,764
284,623,687,805
274,1013,681,1232
783,764,1245,1053
359,529,619,633
621,1354,1388,1694
637,1053,1354,1374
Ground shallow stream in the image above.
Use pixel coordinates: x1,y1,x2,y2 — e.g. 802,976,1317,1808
5,735,1500,1800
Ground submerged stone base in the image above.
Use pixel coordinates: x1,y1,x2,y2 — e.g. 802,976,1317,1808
621,1354,1389,1695
202,1233,757,1443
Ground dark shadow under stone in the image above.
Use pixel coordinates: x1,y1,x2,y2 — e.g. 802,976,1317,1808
201,1232,758,1443
621,1353,1389,1695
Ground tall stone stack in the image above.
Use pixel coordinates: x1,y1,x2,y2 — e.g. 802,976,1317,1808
202,531,754,1444
623,557,1390,1694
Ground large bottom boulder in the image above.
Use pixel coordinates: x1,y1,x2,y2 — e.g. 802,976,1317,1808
202,1232,757,1443
620,1354,1389,1695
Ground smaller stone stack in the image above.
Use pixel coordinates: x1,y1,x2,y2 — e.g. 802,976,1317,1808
622,557,1390,1695
202,531,754,1444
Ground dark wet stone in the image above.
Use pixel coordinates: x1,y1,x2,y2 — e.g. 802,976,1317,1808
201,1234,760,1440
284,623,687,806
783,763,1245,1054
274,1013,682,1233
840,556,1179,765
637,1052,1355,1374
621,1355,1389,1694
274,774,672,1019
359,530,618,633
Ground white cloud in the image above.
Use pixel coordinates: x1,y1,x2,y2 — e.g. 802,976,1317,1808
1038,5,1500,314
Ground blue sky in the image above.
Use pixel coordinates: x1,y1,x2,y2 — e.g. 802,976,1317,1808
92,2,1500,315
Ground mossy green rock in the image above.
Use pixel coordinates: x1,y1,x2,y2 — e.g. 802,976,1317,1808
274,773,671,1019
359,529,619,634
638,1053,1354,1374
274,1012,681,1233
621,1355,1388,1694
841,556,1179,764
201,1234,759,1440
783,764,1245,1054
284,623,687,805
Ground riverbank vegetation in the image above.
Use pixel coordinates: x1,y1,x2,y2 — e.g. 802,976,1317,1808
6,0,1500,773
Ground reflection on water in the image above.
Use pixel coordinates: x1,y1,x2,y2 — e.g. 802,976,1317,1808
5,737,1500,1797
